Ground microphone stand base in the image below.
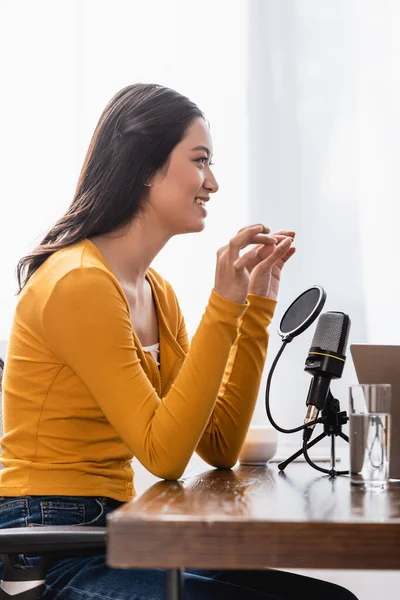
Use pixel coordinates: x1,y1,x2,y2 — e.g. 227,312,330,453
278,391,349,476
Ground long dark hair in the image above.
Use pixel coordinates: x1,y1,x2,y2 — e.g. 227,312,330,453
16,83,204,292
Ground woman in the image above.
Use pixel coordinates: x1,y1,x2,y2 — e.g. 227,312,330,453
0,84,357,599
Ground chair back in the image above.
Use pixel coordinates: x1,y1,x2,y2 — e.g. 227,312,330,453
0,358,4,467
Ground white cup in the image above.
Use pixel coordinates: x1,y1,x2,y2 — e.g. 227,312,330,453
238,426,278,465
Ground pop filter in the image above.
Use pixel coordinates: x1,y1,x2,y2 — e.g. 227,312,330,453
265,285,327,434
278,286,326,341
265,285,350,477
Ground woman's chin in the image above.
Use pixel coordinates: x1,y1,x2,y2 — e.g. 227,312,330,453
193,218,206,232
177,220,206,235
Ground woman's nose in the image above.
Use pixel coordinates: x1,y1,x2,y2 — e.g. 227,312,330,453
205,171,219,194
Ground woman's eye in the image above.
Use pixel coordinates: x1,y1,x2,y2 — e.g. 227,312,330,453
196,157,214,166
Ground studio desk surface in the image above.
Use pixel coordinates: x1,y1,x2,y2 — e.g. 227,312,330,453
107,457,400,571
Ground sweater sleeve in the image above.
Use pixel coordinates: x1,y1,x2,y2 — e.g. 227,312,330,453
42,267,247,480
195,293,277,468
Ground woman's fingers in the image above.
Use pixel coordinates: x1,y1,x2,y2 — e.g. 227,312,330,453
237,224,271,235
273,229,296,239
280,246,296,264
233,248,259,271
227,225,276,263
273,234,294,243
260,237,293,269
213,225,294,304
234,237,293,272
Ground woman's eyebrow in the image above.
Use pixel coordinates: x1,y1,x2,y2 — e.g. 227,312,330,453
190,145,211,156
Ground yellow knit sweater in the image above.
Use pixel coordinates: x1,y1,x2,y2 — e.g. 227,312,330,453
0,240,276,501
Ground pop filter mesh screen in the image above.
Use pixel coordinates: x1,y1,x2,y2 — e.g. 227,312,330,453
280,288,321,333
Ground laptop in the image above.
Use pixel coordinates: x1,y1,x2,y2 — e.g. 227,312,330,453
350,344,400,480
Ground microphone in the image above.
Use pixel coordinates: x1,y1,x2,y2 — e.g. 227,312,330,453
303,311,351,433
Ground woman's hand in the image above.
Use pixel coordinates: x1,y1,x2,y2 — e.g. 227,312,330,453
247,229,296,300
214,224,279,304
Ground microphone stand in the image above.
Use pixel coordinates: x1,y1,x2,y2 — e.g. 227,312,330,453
278,391,349,477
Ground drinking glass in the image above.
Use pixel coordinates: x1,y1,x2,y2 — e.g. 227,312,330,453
349,384,391,491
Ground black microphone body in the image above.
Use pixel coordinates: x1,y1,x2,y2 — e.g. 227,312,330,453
303,312,351,432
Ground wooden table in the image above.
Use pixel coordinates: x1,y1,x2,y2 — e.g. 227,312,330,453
107,460,400,599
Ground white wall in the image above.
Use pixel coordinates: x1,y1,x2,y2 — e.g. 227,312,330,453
248,0,400,445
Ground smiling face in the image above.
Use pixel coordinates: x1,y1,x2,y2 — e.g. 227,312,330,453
144,117,219,235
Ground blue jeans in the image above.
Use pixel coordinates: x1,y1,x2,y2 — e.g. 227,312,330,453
0,495,358,600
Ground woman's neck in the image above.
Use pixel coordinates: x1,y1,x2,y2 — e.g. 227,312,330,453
90,220,169,287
